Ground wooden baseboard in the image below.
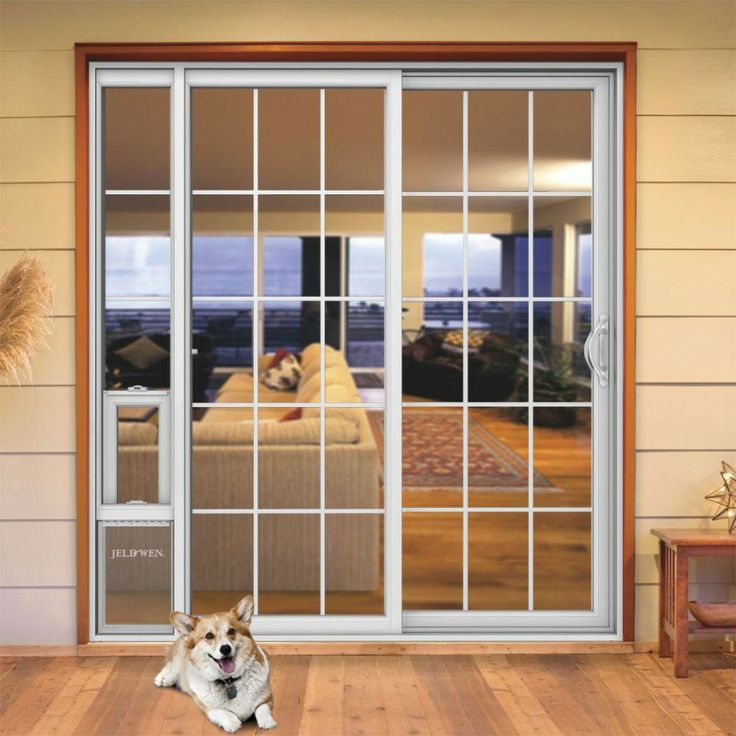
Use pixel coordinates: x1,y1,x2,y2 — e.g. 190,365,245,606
634,640,735,654
6,641,734,658
74,641,635,657
0,645,77,658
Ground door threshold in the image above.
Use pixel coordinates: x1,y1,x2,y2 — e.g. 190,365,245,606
76,640,633,657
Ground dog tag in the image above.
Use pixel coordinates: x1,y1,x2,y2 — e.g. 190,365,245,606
226,684,237,700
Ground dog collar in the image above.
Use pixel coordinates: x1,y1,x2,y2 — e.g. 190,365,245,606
216,675,241,700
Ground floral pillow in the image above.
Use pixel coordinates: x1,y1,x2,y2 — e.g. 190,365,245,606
260,350,302,391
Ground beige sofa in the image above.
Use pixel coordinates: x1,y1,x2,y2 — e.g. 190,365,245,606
117,344,381,594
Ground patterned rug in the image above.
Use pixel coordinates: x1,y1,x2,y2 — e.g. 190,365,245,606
369,411,554,493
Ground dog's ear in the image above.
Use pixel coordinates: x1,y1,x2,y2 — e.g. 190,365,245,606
231,595,254,625
170,611,199,637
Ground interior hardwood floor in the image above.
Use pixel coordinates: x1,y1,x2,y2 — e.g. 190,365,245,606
1,653,733,735
105,405,593,621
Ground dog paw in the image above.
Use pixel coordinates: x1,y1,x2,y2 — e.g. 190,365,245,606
255,704,277,730
257,713,277,730
153,669,175,688
208,709,242,733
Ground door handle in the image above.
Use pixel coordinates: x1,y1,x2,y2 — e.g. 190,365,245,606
584,314,609,388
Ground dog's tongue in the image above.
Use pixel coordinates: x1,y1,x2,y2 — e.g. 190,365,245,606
219,657,235,675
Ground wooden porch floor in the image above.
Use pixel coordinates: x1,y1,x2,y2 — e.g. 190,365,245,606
1,653,733,735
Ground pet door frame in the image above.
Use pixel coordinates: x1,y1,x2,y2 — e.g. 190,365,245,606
87,59,625,642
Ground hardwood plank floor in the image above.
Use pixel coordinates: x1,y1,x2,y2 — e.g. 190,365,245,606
0,654,733,736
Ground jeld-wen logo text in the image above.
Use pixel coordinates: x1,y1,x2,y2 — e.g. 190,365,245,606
110,548,165,559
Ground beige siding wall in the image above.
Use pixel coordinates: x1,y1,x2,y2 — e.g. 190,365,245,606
1,0,734,645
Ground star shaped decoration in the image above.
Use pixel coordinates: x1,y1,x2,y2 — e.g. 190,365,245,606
705,461,736,533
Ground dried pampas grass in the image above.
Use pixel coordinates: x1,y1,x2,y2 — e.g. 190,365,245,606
0,254,55,383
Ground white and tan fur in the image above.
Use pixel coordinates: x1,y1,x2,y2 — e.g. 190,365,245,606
154,596,276,732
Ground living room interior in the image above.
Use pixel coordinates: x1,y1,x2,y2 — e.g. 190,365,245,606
103,85,596,624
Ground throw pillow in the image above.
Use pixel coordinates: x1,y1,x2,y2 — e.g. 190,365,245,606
441,329,488,355
278,407,303,422
114,335,169,370
261,352,302,391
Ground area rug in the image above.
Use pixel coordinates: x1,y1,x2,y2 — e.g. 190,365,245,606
369,411,555,494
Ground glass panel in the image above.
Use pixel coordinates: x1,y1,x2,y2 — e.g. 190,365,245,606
403,197,463,297
469,513,528,609
468,91,528,192
117,406,159,504
192,301,253,403
467,302,527,402
103,87,169,190
403,91,462,192
259,88,320,190
534,91,592,192
260,196,320,296
259,300,320,370
105,302,170,390
534,512,592,610
258,414,320,508
326,408,383,509
105,195,169,297
258,514,320,614
533,302,591,402
402,408,462,508
533,407,591,508
192,409,253,509
104,193,171,391
347,236,385,298
325,89,384,191
468,197,528,297
325,514,384,614
346,300,384,372
533,196,592,297
403,512,462,610
192,195,253,297
468,408,528,508
402,301,463,403
192,514,252,615
102,522,171,627
326,195,384,297
191,88,253,191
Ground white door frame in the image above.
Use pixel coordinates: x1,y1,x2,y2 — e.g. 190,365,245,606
88,61,623,642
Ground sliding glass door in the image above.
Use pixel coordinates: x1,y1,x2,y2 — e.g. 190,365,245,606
400,76,615,633
90,64,619,639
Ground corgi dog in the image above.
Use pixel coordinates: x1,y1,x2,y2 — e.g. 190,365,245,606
154,596,277,733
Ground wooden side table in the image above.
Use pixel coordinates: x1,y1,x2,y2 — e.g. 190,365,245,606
650,528,736,677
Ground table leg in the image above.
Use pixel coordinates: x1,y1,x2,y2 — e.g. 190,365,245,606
673,548,689,677
658,540,671,658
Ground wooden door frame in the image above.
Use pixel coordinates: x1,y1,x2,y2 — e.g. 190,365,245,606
75,41,637,646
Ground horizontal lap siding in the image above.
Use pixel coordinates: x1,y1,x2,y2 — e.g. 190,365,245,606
1,0,735,644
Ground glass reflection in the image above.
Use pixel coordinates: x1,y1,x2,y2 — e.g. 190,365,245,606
402,301,463,403
469,513,528,609
192,195,253,297
533,302,591,402
326,89,384,190
191,88,253,191
403,512,463,610
403,91,463,192
259,89,320,190
533,196,591,298
325,514,384,614
104,87,169,190
259,514,320,614
534,91,592,192
192,515,252,615
468,91,528,192
402,408,463,508
534,512,592,610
